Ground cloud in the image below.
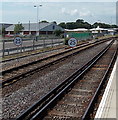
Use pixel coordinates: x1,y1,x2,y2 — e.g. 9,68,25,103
70,9,79,16
1,0,118,2
1,0,40,2
79,8,93,17
61,7,93,17
61,8,79,16
1,2,116,24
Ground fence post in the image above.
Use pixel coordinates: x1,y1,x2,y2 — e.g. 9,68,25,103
33,37,35,50
7,49,9,55
20,45,22,53
51,39,53,48
2,40,5,58
43,39,45,48
58,38,60,45
23,46,25,52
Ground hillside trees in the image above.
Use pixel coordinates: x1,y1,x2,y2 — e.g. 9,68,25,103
58,19,118,29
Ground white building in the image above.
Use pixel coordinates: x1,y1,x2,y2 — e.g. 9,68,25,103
90,26,108,34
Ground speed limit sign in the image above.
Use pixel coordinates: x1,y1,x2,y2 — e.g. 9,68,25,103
68,38,77,47
14,37,22,46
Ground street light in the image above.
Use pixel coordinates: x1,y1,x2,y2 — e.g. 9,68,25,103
32,5,42,50
34,5,42,36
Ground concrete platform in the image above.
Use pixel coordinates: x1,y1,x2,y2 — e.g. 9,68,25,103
95,57,118,120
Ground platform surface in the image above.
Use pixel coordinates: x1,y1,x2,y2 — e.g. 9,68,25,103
95,57,118,119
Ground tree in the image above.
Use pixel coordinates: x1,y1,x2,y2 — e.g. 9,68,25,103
14,23,24,34
59,19,92,29
66,22,78,29
58,22,66,28
58,19,118,30
41,20,49,23
92,22,118,28
52,21,57,24
76,19,84,23
1,26,6,37
111,25,118,28
54,30,63,36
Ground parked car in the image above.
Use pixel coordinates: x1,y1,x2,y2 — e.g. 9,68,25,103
5,34,14,38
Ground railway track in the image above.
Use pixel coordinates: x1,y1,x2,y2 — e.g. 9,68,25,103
16,39,117,120
1,38,111,87
1,42,89,72
1,45,67,63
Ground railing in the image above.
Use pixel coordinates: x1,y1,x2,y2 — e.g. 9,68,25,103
1,39,64,57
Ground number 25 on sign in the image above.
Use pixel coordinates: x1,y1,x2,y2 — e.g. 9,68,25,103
68,38,77,47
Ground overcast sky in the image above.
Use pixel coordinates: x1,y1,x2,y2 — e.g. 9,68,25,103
0,0,118,25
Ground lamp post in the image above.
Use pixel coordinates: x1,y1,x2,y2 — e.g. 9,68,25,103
34,5,42,37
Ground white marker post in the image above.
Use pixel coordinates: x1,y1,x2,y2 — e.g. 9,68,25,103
14,37,22,61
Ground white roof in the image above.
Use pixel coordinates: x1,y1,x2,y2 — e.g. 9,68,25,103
6,23,51,31
6,22,64,31
107,29,115,32
65,28,88,32
90,26,108,31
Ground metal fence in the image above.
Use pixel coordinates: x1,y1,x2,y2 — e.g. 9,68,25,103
1,38,64,57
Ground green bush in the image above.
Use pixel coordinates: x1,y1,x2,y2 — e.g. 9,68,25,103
54,30,63,36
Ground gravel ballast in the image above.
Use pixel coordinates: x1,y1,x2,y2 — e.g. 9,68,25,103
2,40,112,119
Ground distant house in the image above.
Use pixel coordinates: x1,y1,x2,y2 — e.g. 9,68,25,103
114,28,118,34
90,26,108,35
0,23,13,30
90,26,109,38
107,29,115,35
6,22,64,35
107,28,118,35
0,23,13,34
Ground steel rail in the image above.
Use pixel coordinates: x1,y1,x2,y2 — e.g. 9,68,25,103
1,39,110,87
1,38,110,75
16,40,114,120
1,45,66,63
82,42,118,120
1,41,88,63
1,42,92,75
1,42,92,87
1,37,113,63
